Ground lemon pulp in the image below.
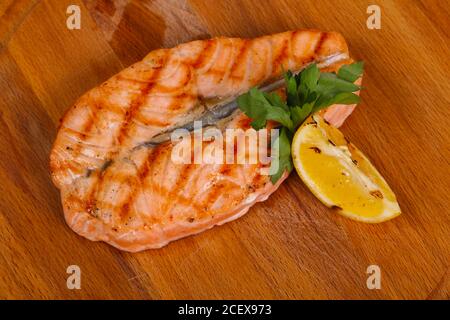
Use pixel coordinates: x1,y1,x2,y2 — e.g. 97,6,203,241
292,115,401,223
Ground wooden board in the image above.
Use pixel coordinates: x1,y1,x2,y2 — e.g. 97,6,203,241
0,0,449,299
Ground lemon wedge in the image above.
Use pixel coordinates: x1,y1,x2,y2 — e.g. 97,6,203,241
292,114,401,223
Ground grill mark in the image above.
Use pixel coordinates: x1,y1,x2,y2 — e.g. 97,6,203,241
199,180,225,216
192,39,215,69
286,30,295,67
175,92,196,100
117,52,169,145
118,181,133,220
227,74,244,82
200,163,265,217
116,73,160,84
180,63,193,87
139,65,193,95
202,68,243,78
72,181,206,225
179,167,210,217
164,163,196,217
55,84,138,179
249,41,269,86
53,160,85,182
206,41,233,84
302,55,315,65
238,114,253,128
140,147,162,182
68,140,268,226
167,92,196,111
146,146,172,217
289,30,299,63
291,30,299,42
80,53,169,220
196,164,227,215
133,146,204,223
83,102,100,135
61,126,89,141
84,169,106,216
370,190,384,199
314,32,328,56
163,68,195,111
65,162,82,173
272,35,289,75
118,147,162,221
164,139,220,218
134,113,170,127
229,39,249,76
63,55,168,195
198,121,263,211
126,84,193,97
150,157,206,222
101,103,127,118
62,100,102,166
309,146,322,154
200,161,252,218
66,187,147,227
250,167,266,191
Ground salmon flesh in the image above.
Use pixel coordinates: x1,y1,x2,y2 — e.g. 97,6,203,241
50,30,360,251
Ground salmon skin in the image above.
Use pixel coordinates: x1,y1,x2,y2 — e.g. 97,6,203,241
50,30,361,252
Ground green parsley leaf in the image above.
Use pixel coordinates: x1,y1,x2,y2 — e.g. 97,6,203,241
237,88,293,131
269,127,293,184
338,61,364,82
291,102,314,128
299,63,320,93
285,71,300,107
264,93,294,130
237,61,364,183
314,92,361,111
317,73,361,95
264,92,289,112
237,88,267,129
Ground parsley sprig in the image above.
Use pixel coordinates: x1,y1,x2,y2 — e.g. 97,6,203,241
237,61,364,183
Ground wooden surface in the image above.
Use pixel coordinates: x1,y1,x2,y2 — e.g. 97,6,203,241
0,0,449,299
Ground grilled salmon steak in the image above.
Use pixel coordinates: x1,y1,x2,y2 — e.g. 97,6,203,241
50,30,361,251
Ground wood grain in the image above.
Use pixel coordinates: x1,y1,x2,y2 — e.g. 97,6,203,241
0,0,448,299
